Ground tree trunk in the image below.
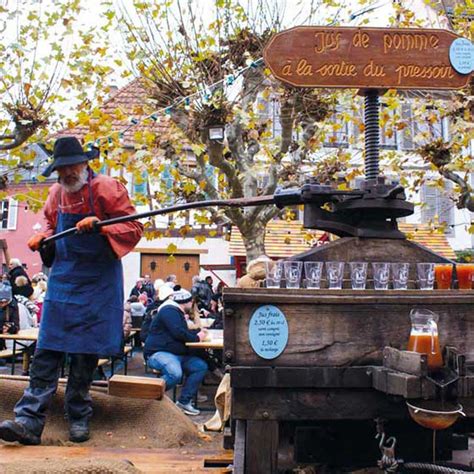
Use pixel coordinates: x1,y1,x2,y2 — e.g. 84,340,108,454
241,224,267,263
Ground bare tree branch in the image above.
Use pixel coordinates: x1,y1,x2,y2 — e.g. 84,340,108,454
439,167,474,212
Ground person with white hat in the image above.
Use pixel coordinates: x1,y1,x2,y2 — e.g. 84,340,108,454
144,289,208,416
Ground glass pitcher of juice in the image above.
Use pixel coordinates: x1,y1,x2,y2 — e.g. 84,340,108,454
407,309,443,371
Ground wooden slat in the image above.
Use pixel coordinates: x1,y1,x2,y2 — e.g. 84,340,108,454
223,288,474,304
383,347,428,376
245,420,278,474
233,420,246,474
108,375,165,400
231,367,373,388
0,328,39,341
232,387,408,421
0,349,17,358
0,446,226,473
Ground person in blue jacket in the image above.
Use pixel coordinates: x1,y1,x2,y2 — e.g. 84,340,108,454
144,289,208,416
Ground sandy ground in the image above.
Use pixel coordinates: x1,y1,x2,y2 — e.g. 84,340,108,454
1,349,472,471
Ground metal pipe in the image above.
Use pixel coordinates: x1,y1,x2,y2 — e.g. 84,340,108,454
364,90,380,180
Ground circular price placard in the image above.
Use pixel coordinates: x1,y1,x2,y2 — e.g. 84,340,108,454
249,305,288,360
449,38,474,75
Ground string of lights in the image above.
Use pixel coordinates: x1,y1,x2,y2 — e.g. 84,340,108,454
86,58,265,149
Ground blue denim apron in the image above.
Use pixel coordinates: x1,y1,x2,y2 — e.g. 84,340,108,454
38,176,124,357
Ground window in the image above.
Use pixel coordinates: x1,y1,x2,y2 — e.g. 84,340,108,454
0,199,18,230
133,172,148,197
399,103,445,150
160,165,175,205
420,183,454,235
256,95,282,138
380,106,397,149
324,109,349,148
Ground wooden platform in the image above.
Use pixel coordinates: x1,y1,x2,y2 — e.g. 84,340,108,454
0,446,233,473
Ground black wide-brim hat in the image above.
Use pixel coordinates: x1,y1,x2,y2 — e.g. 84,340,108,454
42,136,99,177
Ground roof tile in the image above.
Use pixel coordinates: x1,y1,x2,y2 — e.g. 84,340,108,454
55,78,170,147
230,221,456,260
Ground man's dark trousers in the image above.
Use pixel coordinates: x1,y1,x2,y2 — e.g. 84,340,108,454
14,349,98,437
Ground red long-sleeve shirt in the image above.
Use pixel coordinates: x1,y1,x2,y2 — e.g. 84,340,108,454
43,173,143,258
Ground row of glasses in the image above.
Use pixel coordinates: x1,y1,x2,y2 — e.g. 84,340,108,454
264,260,472,290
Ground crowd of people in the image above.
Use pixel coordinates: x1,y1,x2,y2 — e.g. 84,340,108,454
0,263,225,417
126,273,224,416
0,260,227,419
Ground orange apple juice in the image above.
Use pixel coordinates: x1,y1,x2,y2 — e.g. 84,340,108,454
457,264,474,290
434,264,453,289
407,333,443,370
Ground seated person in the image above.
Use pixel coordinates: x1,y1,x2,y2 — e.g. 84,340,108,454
191,276,213,312
0,284,19,351
140,284,174,344
144,289,208,416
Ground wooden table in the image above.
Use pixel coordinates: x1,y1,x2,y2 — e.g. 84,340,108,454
0,328,39,375
186,329,223,349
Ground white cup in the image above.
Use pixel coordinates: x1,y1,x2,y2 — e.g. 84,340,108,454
350,262,368,290
326,261,345,290
304,261,323,289
284,261,303,289
265,260,283,288
391,262,410,290
417,262,435,290
372,262,390,290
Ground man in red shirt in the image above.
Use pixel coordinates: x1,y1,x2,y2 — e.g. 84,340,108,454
0,136,143,445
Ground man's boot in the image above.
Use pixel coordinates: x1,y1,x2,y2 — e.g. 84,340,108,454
69,419,90,443
0,420,41,445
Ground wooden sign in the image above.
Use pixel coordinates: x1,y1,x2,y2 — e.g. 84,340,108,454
263,26,472,90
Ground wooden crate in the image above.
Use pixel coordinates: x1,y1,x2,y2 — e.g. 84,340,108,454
224,289,474,367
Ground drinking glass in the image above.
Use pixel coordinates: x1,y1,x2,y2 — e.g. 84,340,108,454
434,263,453,290
372,262,390,290
304,261,323,289
350,262,368,290
456,263,474,290
417,263,435,290
391,262,410,290
265,260,283,288
326,261,345,290
284,261,303,289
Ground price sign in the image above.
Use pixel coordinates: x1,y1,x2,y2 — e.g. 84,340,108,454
449,38,474,75
249,305,288,360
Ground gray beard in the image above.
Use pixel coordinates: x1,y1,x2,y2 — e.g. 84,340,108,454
60,168,89,193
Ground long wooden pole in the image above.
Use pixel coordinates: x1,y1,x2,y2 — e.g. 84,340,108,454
41,187,362,246
41,194,277,246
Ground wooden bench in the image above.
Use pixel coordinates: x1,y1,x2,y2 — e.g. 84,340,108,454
0,349,16,359
97,346,134,378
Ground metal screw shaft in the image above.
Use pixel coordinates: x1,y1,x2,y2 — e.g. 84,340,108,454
364,90,380,180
